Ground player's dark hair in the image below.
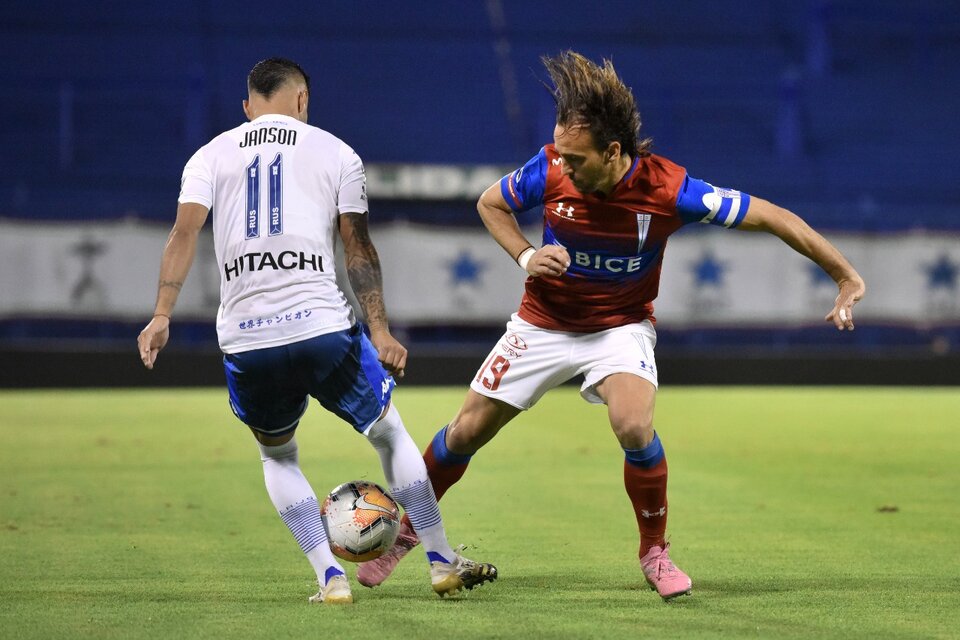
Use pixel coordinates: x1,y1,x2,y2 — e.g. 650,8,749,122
247,57,311,99
542,51,651,157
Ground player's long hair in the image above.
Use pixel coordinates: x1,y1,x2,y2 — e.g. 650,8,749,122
542,51,651,157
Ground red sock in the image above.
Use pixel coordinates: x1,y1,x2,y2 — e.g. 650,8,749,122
623,457,668,557
400,438,470,530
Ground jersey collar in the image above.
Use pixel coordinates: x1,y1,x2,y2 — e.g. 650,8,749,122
251,113,300,124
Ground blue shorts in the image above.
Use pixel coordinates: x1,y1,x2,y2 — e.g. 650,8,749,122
222,324,395,437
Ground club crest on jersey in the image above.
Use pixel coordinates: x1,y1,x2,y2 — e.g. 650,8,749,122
554,202,575,218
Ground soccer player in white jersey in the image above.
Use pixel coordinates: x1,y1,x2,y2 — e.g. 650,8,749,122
137,58,496,604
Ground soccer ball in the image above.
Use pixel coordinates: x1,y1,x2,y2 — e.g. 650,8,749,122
320,480,401,562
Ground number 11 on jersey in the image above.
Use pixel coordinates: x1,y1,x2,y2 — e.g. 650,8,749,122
269,154,282,236
245,152,284,239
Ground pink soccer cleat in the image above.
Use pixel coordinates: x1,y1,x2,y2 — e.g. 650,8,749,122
640,543,692,600
356,520,420,587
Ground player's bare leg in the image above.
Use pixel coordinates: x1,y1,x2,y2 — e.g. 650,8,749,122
357,391,518,588
595,373,691,599
444,390,522,453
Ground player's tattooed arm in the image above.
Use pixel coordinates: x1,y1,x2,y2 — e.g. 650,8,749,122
159,280,183,292
339,212,408,377
339,212,389,331
139,202,208,370
151,203,208,317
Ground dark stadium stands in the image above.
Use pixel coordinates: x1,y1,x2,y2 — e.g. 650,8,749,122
2,1,958,229
1,1,959,386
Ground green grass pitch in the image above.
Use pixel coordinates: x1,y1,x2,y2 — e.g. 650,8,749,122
1,387,958,639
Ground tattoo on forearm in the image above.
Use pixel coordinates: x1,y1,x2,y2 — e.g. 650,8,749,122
348,257,388,328
343,219,388,329
159,280,183,292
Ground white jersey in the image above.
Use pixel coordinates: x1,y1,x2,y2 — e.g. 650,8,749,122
179,114,365,353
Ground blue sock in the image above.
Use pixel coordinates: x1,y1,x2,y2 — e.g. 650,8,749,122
324,566,345,585
430,425,472,466
426,551,449,564
623,431,665,469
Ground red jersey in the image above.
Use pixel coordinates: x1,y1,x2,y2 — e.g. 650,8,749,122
499,144,751,332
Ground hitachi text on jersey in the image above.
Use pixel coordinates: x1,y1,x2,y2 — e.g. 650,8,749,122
223,251,322,281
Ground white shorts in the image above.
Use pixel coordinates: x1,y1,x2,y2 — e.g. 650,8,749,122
469,314,658,410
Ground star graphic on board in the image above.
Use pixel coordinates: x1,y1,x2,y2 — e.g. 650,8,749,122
69,234,109,307
808,263,835,287
925,254,958,290
692,252,725,287
447,251,486,287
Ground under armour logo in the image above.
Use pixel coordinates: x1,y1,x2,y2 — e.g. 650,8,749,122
555,202,575,217
640,507,666,518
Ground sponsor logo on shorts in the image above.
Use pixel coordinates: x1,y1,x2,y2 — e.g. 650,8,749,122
505,333,528,350
499,343,523,359
499,333,528,359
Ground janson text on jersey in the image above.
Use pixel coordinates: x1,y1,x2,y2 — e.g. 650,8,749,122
239,127,298,148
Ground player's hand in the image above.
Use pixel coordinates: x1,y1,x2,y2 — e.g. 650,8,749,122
137,315,170,370
370,328,407,379
527,245,571,278
825,276,865,331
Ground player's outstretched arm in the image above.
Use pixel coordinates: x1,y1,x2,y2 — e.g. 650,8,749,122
338,212,407,378
737,197,865,331
477,184,569,277
138,202,209,369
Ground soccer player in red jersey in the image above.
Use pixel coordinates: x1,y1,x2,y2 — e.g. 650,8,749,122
359,51,866,599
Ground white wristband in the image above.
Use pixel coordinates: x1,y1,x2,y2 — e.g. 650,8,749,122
517,247,536,272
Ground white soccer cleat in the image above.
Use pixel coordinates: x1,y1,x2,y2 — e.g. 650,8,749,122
308,574,353,604
430,546,498,597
